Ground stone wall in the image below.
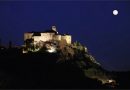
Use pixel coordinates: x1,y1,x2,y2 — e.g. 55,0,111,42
54,35,61,41
32,33,55,44
24,33,33,41
24,32,72,46
61,35,71,44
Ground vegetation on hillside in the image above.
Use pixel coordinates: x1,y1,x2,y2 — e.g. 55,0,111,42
0,40,117,88
32,40,116,85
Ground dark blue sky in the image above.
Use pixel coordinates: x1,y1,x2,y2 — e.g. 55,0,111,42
0,1,130,71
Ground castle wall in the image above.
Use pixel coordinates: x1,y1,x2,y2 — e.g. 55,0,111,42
54,35,61,41
33,33,55,44
24,32,72,46
32,36,41,45
61,35,71,44
24,33,33,41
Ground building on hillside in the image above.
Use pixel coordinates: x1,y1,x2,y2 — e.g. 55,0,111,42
23,26,72,53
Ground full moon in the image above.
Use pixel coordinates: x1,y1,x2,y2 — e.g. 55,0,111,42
113,10,118,15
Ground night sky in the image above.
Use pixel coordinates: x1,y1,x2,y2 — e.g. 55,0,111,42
0,1,130,71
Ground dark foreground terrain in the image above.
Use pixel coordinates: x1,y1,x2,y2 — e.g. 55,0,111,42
0,53,103,88
111,71,130,88
0,48,129,89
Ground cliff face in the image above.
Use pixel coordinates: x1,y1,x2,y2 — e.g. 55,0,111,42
0,41,117,89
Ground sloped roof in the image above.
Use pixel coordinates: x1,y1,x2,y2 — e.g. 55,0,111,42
43,29,57,34
32,32,41,36
28,30,57,34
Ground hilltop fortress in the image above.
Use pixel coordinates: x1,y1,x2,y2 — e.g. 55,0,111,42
24,26,71,44
23,26,72,53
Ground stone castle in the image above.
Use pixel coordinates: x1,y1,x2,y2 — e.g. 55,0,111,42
23,26,72,53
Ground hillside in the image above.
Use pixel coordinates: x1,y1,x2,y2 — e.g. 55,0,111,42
0,41,117,89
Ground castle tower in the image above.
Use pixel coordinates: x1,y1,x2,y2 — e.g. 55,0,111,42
52,26,58,34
